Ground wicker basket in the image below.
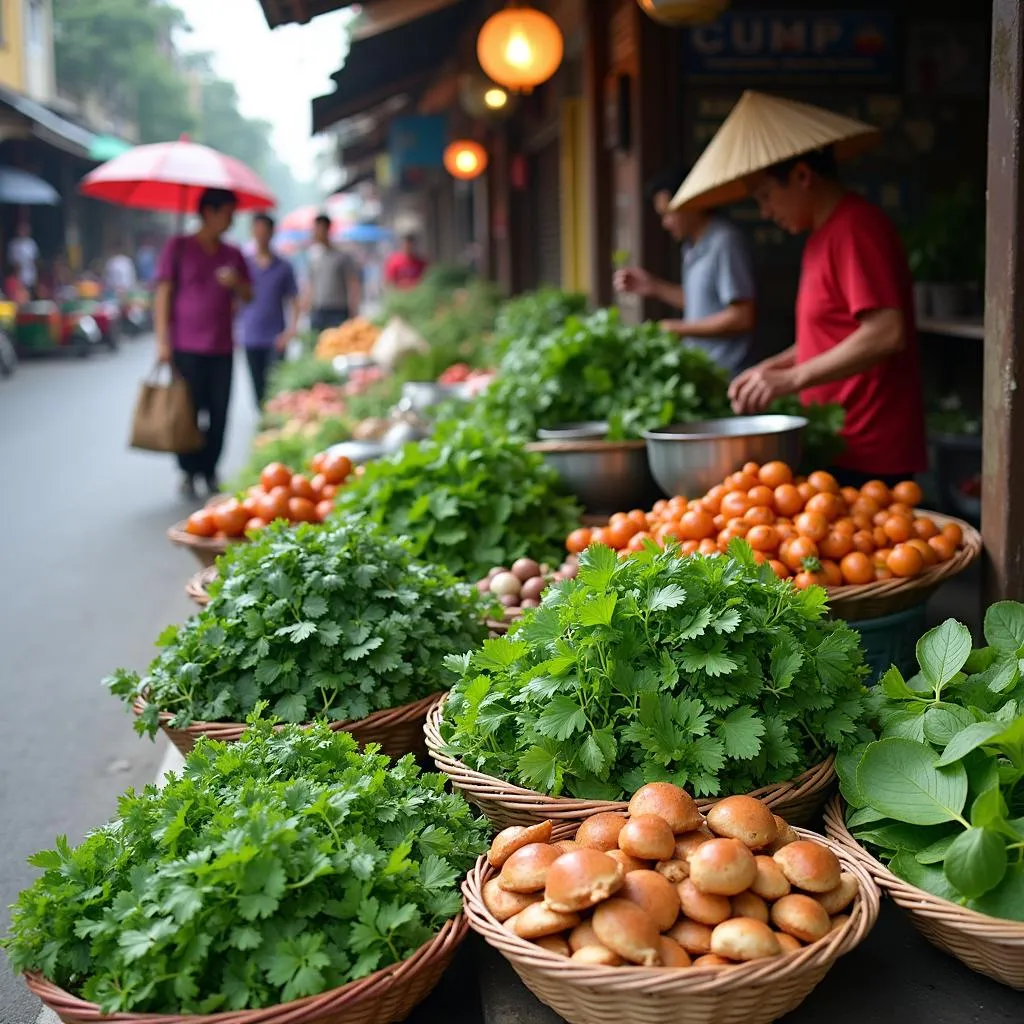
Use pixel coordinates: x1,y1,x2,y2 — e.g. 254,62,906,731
424,697,835,829
167,522,235,569
185,566,218,608
463,821,879,1024
824,510,981,622
24,914,467,1024
134,692,443,761
824,796,1024,990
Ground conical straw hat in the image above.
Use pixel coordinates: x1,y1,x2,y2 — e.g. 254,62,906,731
670,91,881,211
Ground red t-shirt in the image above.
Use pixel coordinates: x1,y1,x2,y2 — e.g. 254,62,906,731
796,193,927,475
384,251,427,289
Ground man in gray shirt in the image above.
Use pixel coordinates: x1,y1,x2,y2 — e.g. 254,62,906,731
615,168,757,377
305,214,362,330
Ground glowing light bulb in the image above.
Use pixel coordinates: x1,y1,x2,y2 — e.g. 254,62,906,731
504,28,534,69
455,151,478,174
484,87,508,110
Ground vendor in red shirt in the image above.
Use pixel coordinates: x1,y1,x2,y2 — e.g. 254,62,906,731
384,234,428,290
729,146,926,485
672,92,927,488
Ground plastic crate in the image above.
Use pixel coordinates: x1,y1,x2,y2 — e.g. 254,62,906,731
847,603,928,683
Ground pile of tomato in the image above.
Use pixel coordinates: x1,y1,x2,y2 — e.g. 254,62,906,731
184,450,353,540
565,462,967,588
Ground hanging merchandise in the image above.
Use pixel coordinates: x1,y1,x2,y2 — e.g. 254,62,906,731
476,4,564,92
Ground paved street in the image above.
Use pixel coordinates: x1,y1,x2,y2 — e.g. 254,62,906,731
0,338,257,1023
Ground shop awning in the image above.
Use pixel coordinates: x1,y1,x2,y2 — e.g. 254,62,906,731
0,85,96,159
311,0,476,133
258,0,349,28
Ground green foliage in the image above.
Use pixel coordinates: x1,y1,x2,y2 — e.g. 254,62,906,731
3,719,487,1013
332,421,582,580
267,356,341,398
765,396,846,472
840,606,1024,920
490,288,589,358
463,307,732,441
903,184,985,283
106,518,490,735
441,541,870,800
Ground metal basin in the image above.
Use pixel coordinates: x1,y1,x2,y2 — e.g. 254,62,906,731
537,422,609,442
643,415,807,498
527,439,665,515
326,439,388,465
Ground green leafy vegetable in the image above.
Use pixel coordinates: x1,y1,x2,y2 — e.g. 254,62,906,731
332,420,582,580
106,517,490,735
842,612,1024,920
3,719,487,1013
441,541,870,799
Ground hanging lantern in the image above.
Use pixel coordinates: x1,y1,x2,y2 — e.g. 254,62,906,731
444,140,489,180
459,72,518,120
476,5,564,93
636,0,729,25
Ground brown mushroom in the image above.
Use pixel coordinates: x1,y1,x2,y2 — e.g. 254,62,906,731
576,812,629,852
619,870,681,932
658,936,693,968
592,898,662,966
513,901,582,940
544,849,624,913
499,843,563,893
770,894,831,943
482,878,541,922
488,820,554,867
773,841,841,894
815,873,858,916
628,782,703,834
710,918,782,961
619,814,676,861
688,838,758,896
667,919,713,956
677,878,732,926
706,796,778,849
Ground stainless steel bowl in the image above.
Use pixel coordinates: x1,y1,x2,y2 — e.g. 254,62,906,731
325,439,388,465
643,415,808,497
527,440,665,515
401,380,464,413
536,422,609,441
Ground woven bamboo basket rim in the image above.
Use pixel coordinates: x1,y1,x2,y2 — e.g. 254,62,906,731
824,795,1024,941
133,690,444,748
185,566,218,608
424,695,836,819
167,521,236,556
823,509,981,620
463,820,879,992
526,439,647,454
24,913,466,1024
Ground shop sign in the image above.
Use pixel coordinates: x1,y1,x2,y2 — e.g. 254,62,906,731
684,11,894,80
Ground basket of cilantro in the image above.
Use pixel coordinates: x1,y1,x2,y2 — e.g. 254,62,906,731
107,517,491,760
330,421,582,581
5,719,488,1022
429,542,871,829
185,564,217,608
825,608,1024,990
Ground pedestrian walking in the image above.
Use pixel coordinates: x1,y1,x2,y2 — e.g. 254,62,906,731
305,214,361,330
7,222,39,296
154,188,251,499
239,213,298,407
383,234,428,290
103,244,137,299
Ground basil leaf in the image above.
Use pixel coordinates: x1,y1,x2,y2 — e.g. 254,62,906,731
916,619,972,692
983,601,1024,653
944,827,1007,898
857,738,968,825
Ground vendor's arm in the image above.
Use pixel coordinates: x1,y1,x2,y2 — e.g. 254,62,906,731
660,299,755,338
153,240,175,363
613,267,684,310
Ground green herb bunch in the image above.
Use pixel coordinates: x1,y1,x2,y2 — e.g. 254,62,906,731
332,421,582,580
490,288,589,358
441,541,870,800
3,719,488,1013
839,606,1024,919
107,517,490,735
464,307,732,441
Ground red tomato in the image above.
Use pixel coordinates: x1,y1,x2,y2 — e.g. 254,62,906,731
566,528,593,554
260,461,293,491
322,453,353,485
212,499,250,538
290,474,317,501
315,499,333,522
186,509,217,537
245,517,268,533
258,487,291,524
288,497,318,523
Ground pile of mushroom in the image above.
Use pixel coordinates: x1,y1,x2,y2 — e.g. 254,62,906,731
481,785,858,968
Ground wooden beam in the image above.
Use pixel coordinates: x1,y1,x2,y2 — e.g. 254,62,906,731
982,0,1024,603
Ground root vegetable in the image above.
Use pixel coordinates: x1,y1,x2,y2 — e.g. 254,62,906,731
490,572,522,598
511,558,541,581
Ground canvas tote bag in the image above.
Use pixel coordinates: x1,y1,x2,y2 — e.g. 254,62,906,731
129,363,203,453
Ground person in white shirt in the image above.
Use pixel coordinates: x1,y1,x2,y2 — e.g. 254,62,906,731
104,247,137,296
8,222,39,292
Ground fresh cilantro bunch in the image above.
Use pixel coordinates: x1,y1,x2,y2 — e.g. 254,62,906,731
331,420,582,580
463,307,732,441
839,607,1024,920
107,516,490,734
490,288,589,358
440,541,870,800
3,719,488,1013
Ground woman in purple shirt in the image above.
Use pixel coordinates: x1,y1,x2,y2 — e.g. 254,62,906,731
155,188,251,498
239,214,298,407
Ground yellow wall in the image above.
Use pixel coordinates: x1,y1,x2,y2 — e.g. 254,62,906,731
560,97,592,295
0,0,25,92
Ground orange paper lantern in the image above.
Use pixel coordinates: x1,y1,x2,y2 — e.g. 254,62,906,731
476,6,564,92
444,140,489,180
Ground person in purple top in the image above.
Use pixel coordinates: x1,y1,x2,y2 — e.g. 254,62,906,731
155,188,252,499
239,214,298,408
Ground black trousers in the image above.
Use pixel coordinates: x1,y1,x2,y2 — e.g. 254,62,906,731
310,306,349,331
172,351,233,478
244,347,276,407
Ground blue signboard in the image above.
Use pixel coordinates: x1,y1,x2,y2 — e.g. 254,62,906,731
388,115,447,176
685,11,894,80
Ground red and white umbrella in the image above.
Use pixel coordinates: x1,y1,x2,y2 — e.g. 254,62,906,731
80,135,275,212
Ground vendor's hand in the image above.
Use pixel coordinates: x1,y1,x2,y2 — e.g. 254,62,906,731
729,363,800,414
274,331,293,353
613,266,654,297
659,319,686,335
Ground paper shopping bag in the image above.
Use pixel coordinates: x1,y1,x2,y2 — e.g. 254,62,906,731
129,364,203,454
